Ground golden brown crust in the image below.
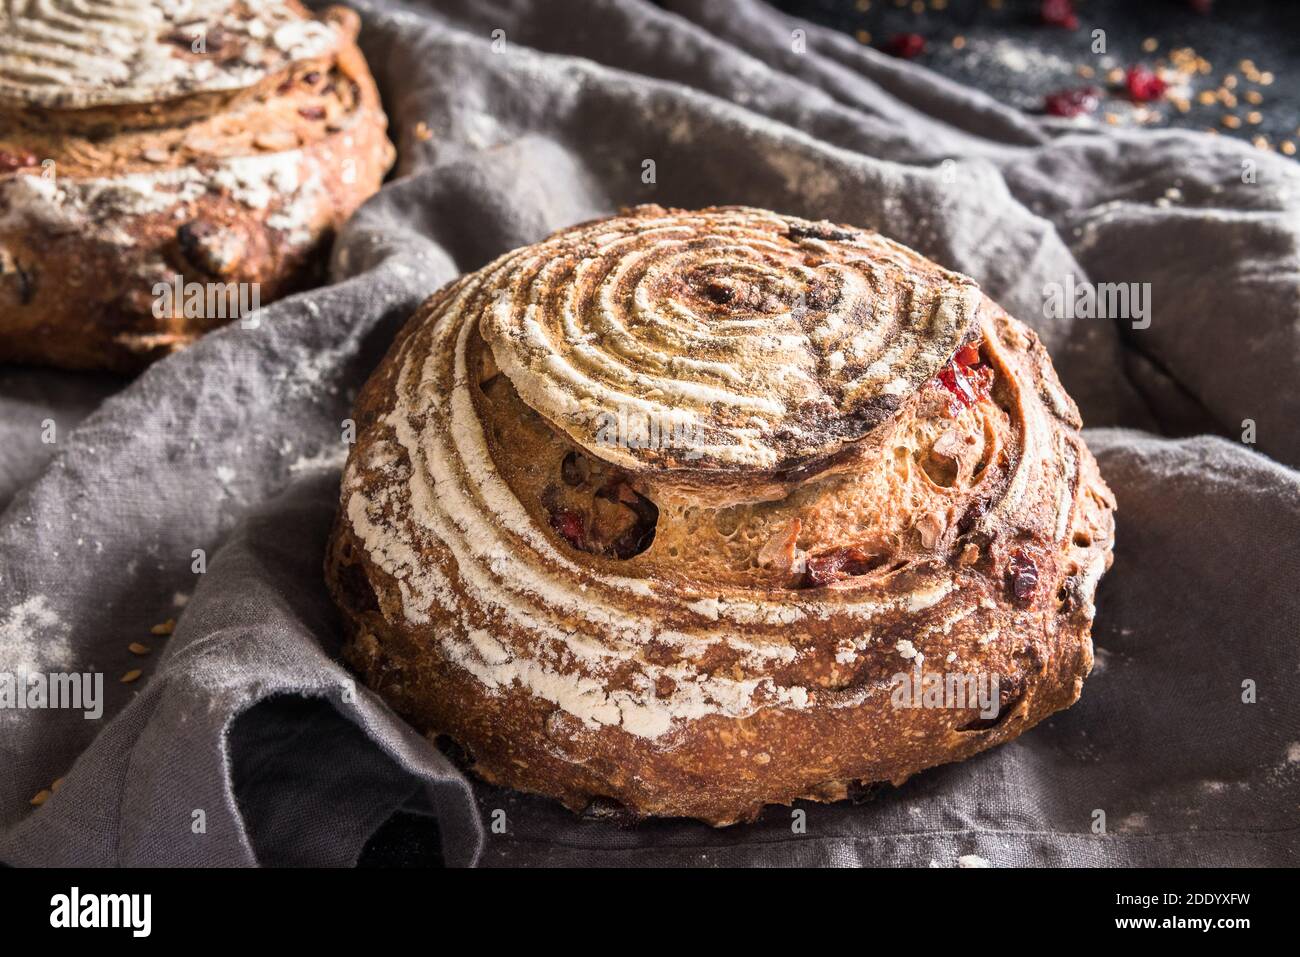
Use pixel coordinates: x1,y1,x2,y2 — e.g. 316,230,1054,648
325,206,1116,826
0,2,394,372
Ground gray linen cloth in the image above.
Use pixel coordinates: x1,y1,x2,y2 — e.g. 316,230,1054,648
1,0,1297,867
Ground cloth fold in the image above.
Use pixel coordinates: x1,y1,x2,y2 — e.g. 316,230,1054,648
1,0,1297,867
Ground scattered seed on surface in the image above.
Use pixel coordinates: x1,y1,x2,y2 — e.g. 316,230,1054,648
151,619,175,636
30,790,50,807
121,669,143,684
129,642,151,655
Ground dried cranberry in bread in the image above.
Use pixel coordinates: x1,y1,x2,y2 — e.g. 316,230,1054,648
326,205,1116,825
0,0,394,371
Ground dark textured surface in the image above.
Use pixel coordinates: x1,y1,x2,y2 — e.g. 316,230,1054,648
778,0,1300,147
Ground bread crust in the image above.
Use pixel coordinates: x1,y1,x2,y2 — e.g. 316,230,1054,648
0,2,394,371
326,206,1116,825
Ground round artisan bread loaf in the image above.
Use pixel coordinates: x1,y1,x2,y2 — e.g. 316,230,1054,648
0,0,394,371
325,205,1116,825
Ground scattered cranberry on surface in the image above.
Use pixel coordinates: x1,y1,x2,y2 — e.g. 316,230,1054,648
1040,0,1079,30
1125,65,1168,102
883,33,926,60
1044,86,1101,118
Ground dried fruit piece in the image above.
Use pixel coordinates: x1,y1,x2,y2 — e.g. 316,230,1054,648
1008,550,1039,604
549,508,588,551
883,33,925,59
933,339,994,416
936,362,993,415
1125,65,1168,102
1040,0,1079,29
953,342,982,367
1044,86,1100,117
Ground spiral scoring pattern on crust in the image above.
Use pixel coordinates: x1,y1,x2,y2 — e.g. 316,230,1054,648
0,0,337,108
338,207,1112,745
480,206,981,475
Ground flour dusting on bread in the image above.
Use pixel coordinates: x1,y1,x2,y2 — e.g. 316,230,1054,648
0,0,339,109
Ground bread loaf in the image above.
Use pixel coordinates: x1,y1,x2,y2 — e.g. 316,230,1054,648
0,0,394,370
326,205,1116,825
